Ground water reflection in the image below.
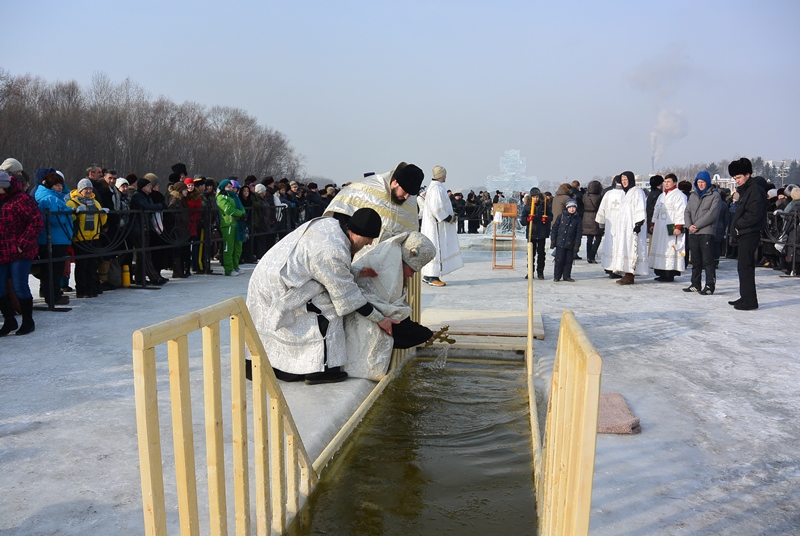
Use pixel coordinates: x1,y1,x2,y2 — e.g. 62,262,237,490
291,362,536,535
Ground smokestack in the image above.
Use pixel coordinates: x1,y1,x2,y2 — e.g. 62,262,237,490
651,155,655,174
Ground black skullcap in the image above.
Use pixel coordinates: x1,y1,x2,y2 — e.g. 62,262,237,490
136,178,152,191
392,163,424,196
650,175,664,188
347,207,382,238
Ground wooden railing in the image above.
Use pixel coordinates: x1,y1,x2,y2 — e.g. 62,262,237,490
132,296,316,536
133,274,422,535
526,244,603,535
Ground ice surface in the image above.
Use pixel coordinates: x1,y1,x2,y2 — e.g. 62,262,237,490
2,241,800,534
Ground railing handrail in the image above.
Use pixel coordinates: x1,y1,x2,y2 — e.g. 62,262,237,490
527,243,603,536
133,295,316,536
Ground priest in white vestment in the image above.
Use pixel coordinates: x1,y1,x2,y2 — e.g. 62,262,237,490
345,232,437,380
246,208,398,384
595,176,626,278
420,165,464,286
648,174,687,281
609,171,649,285
324,162,424,242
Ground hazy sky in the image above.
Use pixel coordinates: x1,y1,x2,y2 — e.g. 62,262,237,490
5,0,799,190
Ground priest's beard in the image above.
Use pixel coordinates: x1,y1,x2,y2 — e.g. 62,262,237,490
390,186,407,205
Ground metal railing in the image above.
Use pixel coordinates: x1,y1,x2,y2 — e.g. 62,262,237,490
526,243,603,536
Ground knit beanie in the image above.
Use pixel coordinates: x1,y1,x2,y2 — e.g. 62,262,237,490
566,199,578,209
0,171,11,188
115,178,129,189
1,158,23,173
432,165,447,181
77,178,93,192
136,178,152,191
347,207,382,238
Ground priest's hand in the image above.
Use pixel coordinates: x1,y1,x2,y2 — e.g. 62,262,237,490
359,267,378,278
378,316,400,335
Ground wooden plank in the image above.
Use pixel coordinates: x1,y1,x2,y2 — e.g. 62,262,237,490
167,336,200,536
228,316,250,536
270,397,286,534
202,323,228,536
251,349,270,536
135,299,240,349
133,345,168,536
285,431,299,515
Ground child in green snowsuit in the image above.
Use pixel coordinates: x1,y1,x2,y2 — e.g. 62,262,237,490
216,179,246,276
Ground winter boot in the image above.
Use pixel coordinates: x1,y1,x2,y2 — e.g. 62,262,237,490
15,297,35,336
616,273,635,285
0,295,18,337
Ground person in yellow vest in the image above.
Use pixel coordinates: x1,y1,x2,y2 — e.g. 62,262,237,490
67,178,108,298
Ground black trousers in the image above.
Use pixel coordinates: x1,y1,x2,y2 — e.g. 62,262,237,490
585,234,601,262
553,247,574,280
688,234,716,290
39,244,68,303
736,232,760,306
528,238,546,275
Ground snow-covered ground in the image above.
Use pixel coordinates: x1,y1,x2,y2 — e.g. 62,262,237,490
1,237,799,535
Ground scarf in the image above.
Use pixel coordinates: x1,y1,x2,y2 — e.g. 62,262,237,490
78,196,100,230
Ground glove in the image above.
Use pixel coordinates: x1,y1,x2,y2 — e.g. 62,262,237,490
101,208,110,214
75,205,87,213
444,215,453,223
526,215,534,222
633,222,643,234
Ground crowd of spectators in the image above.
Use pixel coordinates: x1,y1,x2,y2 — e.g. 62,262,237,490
0,157,351,336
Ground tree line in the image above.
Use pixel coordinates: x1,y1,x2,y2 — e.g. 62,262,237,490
0,69,304,189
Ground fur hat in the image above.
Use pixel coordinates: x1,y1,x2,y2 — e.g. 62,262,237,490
77,178,93,192
650,175,664,188
347,207,382,238
254,184,266,194
392,163,424,196
172,163,188,176
1,158,23,173
791,188,800,201
728,158,753,177
432,165,447,181
43,172,64,189
401,232,436,272
144,173,159,185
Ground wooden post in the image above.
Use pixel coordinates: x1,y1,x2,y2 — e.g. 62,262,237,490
228,315,251,536
167,335,200,536
203,322,228,536
132,343,167,536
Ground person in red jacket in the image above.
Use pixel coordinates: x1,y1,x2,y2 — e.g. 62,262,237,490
0,171,44,336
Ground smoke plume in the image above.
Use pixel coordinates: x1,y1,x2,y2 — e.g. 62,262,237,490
650,109,688,164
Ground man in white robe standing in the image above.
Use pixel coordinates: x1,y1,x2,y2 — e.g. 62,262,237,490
324,162,424,242
345,231,437,380
246,208,398,385
595,175,626,279
609,171,649,285
420,165,464,286
648,173,687,282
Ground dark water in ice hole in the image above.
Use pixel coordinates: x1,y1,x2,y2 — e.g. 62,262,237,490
290,361,537,535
